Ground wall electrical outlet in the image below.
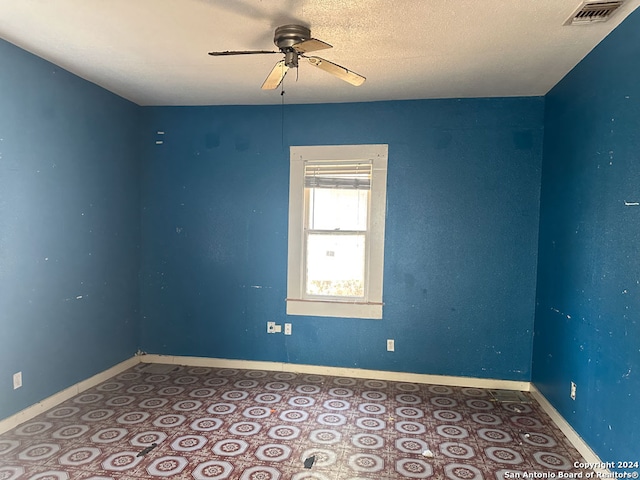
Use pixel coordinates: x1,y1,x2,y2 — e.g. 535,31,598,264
387,339,395,352
13,372,22,390
284,323,292,335
570,381,577,400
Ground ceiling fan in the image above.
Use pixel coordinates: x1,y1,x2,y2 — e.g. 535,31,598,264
208,24,366,90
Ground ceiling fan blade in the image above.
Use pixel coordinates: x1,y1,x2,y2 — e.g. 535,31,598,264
262,60,289,90
208,50,278,56
293,38,332,54
306,56,366,86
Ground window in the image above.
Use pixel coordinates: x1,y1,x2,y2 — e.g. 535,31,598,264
287,145,388,319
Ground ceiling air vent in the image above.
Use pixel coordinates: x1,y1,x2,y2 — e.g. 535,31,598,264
565,1,624,25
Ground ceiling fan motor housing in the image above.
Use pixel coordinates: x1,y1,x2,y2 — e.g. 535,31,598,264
274,24,310,49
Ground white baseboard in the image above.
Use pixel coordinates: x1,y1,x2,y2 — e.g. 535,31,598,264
529,385,611,476
0,356,140,435
139,354,531,391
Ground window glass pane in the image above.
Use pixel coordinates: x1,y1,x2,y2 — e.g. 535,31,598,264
306,233,365,297
307,188,368,231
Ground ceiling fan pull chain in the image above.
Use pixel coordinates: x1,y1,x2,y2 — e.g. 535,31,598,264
280,82,286,151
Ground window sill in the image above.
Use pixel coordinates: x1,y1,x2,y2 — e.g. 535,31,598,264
286,299,382,319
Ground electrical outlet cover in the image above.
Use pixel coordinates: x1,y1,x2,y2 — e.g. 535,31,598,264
387,339,395,352
13,372,22,389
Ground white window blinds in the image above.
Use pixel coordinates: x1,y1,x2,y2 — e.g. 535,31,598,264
304,162,372,190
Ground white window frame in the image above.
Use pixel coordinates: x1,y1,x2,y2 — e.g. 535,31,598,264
287,144,388,319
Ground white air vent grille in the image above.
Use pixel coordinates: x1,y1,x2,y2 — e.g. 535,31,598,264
141,363,180,374
489,389,532,404
565,1,624,25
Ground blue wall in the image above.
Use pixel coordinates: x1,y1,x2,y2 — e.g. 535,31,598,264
0,39,141,419
140,98,544,381
532,7,640,468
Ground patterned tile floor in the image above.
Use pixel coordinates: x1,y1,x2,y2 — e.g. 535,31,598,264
0,363,594,479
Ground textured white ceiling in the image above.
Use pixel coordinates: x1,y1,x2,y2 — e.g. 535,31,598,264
1,0,638,106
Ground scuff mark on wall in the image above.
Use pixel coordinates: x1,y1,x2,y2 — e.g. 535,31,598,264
550,307,571,320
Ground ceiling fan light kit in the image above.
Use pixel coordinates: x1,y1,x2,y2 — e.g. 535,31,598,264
208,24,366,90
